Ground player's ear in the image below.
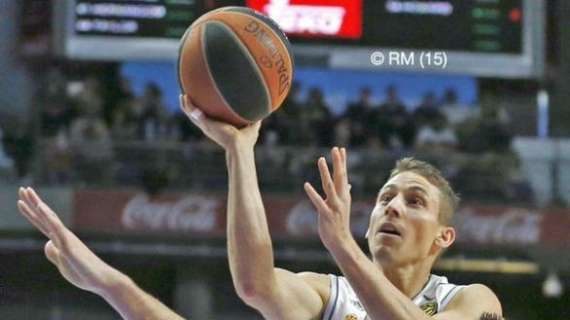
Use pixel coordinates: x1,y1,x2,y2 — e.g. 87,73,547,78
435,226,455,249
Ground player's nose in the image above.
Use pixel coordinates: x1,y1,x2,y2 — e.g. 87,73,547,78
385,194,405,218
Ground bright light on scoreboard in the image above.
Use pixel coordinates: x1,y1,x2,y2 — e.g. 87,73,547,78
246,0,363,39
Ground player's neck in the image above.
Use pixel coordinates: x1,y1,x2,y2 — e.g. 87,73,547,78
381,261,433,299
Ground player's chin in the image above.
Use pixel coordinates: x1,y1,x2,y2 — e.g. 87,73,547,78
372,234,401,248
370,244,400,262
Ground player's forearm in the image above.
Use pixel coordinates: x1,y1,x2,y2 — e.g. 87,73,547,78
331,239,432,320
225,146,276,296
100,272,185,320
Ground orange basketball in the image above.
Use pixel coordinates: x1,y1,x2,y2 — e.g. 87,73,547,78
177,7,294,127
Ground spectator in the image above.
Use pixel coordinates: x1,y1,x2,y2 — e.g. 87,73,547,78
41,96,74,137
453,152,530,203
139,83,170,141
111,99,134,140
376,85,415,149
107,76,135,139
112,95,144,140
112,76,136,118
75,76,105,115
3,121,34,183
456,107,512,154
415,114,458,151
0,126,14,172
299,87,333,147
333,118,351,147
43,130,72,185
343,87,375,147
439,88,476,126
413,91,443,128
112,82,171,141
171,110,204,142
70,111,114,185
259,81,303,146
481,107,512,153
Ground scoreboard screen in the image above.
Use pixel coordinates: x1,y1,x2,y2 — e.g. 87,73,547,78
50,0,544,78
72,0,199,39
248,0,523,54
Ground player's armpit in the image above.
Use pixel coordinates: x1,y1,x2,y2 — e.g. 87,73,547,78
433,284,502,320
250,268,329,320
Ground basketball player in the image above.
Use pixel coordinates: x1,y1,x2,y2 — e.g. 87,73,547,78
181,94,503,320
16,187,185,320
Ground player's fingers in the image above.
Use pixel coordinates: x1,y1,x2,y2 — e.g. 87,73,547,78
17,200,50,237
19,187,36,209
331,147,347,194
317,157,338,201
37,204,70,252
25,187,42,209
179,95,204,127
18,186,28,202
340,148,349,186
304,182,331,216
36,201,65,228
180,95,237,135
179,95,205,128
179,94,196,112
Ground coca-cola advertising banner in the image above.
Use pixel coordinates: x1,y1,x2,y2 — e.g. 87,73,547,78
72,190,570,248
246,0,363,39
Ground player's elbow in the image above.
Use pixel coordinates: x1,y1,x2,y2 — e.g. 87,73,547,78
234,279,275,307
235,281,258,301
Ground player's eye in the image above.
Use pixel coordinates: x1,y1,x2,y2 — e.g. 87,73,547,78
379,194,393,204
408,196,425,207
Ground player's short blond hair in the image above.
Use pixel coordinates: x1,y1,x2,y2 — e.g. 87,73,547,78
389,157,460,225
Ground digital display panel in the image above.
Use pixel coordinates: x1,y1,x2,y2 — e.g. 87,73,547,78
72,0,199,39
248,0,523,54
50,0,544,78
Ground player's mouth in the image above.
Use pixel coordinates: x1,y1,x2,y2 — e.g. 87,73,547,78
377,222,403,238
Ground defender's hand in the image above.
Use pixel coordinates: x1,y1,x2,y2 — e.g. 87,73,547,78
304,147,353,251
17,187,122,295
179,94,261,151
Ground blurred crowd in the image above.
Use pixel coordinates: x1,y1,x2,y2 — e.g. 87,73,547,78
0,68,533,205
259,83,530,204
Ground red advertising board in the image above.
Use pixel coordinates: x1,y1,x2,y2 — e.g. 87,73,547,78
72,190,570,249
246,0,363,39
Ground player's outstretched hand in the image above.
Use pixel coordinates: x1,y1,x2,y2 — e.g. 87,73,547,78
179,94,261,151
304,147,354,251
17,187,121,295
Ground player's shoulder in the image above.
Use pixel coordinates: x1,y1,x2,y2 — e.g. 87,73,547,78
460,284,500,301
296,272,331,289
447,283,502,316
296,272,332,303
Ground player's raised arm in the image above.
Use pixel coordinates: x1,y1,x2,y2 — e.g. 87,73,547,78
17,187,185,320
180,95,328,319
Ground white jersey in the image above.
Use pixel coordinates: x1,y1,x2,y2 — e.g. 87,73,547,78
321,274,466,320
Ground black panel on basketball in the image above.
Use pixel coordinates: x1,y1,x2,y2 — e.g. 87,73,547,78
220,7,294,69
203,21,270,122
